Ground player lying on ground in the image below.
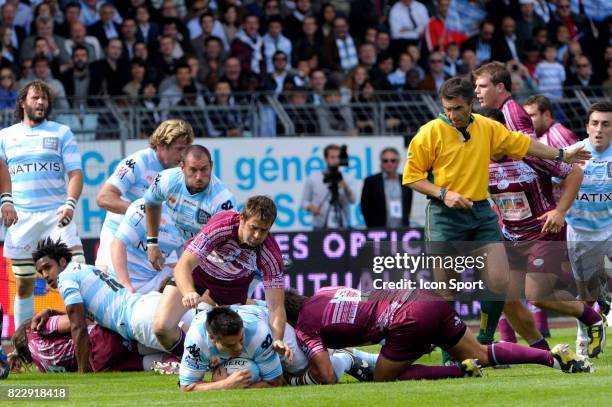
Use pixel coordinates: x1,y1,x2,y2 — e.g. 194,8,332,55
32,237,193,372
479,107,606,358
284,287,593,383
9,314,176,373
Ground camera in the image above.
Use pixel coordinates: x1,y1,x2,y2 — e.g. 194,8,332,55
323,145,349,185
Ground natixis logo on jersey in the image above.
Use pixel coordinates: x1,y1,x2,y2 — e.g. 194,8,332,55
197,209,211,224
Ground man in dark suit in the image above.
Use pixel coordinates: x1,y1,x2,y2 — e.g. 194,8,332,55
60,44,102,106
88,3,121,48
491,16,520,62
361,147,412,228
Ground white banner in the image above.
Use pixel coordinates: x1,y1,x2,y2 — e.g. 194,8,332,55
70,137,428,237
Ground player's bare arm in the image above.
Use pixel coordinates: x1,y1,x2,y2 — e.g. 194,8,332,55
0,160,17,227
110,237,136,293
66,302,91,373
96,183,131,214
175,250,202,308
538,165,583,234
180,370,252,392
265,288,293,361
57,169,83,227
248,374,285,388
145,203,164,270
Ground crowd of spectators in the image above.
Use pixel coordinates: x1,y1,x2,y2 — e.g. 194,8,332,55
0,0,609,137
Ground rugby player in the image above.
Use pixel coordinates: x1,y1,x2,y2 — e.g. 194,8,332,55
285,287,592,383
95,119,193,271
0,80,84,328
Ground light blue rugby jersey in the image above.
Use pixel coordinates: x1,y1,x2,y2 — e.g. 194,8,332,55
0,120,82,211
179,305,282,386
566,140,612,232
109,198,184,287
58,262,141,340
101,148,164,235
143,167,236,240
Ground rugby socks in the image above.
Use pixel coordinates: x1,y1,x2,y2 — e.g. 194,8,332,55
71,251,86,264
531,307,550,337
351,348,379,367
398,364,464,380
487,342,553,368
477,290,506,344
0,304,7,364
528,338,550,351
168,329,186,358
578,303,603,327
330,351,353,383
288,370,319,386
14,295,34,328
497,316,517,343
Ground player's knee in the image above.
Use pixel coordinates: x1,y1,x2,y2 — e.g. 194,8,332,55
13,262,36,297
153,315,173,339
487,275,509,294
310,365,336,384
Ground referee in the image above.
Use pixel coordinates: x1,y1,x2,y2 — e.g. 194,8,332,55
403,77,589,347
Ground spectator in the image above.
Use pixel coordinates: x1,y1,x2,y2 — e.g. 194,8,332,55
20,15,69,65
122,58,147,97
319,3,336,38
387,52,412,90
320,16,358,73
351,79,378,135
220,4,241,45
185,54,207,89
259,0,281,36
65,21,103,62
424,0,466,53
492,16,520,62
200,36,224,89
364,26,377,45
443,43,462,77
459,49,478,79
317,82,356,137
231,14,264,74
219,55,249,95
185,0,212,39
80,0,103,27
342,65,368,100
25,54,69,109
516,0,544,53
370,52,394,90
159,61,204,113
282,85,319,135
420,51,449,92
565,55,602,89
284,0,313,42
521,39,542,77
290,58,311,88
192,12,225,61
135,5,160,45
375,30,391,54
301,143,356,229
262,15,291,73
160,18,189,58
19,57,32,82
357,42,377,71
90,38,130,96
533,25,548,49
159,0,185,20
60,45,101,106
0,66,17,110
120,18,139,60
152,35,180,81
0,25,17,65
461,20,495,66
32,37,62,78
554,24,570,63
389,0,428,52
532,0,555,25
205,80,244,137
309,68,327,105
55,2,82,39
292,15,322,66
30,2,57,36
406,43,425,80
88,3,121,48
0,2,26,49
534,43,565,100
402,68,422,93
262,50,292,95
361,147,412,228
548,0,585,41
137,79,161,137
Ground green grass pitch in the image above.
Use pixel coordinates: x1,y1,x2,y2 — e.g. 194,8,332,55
2,327,610,407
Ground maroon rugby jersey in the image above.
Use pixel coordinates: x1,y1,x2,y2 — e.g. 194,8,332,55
186,211,285,290
294,287,414,359
27,316,78,373
500,97,536,138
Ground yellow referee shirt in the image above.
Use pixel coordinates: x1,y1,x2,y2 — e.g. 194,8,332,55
403,113,531,201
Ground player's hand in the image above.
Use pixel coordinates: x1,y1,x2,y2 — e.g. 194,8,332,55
538,209,565,234
56,205,74,228
125,284,137,294
0,202,18,227
563,144,591,164
273,339,294,363
182,291,202,309
147,245,164,271
30,309,50,331
308,205,321,216
224,370,252,389
443,190,473,209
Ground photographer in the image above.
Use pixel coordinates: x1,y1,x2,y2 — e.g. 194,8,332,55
301,144,355,230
